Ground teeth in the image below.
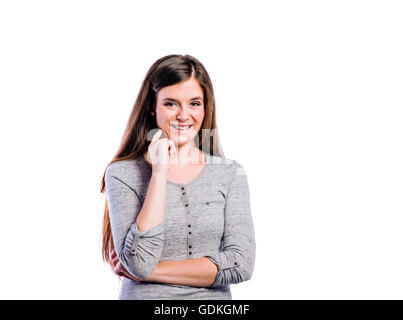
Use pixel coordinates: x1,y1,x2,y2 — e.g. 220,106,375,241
172,124,191,130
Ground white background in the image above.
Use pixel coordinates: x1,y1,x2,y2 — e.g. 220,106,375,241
0,0,402,299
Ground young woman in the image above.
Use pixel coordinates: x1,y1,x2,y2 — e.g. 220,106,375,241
100,54,256,299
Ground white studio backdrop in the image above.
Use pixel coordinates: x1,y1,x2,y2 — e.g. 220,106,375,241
0,0,402,299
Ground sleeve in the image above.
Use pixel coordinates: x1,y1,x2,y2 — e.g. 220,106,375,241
105,165,165,280
204,160,256,287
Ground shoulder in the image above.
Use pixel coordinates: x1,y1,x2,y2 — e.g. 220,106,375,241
105,156,150,191
207,154,244,170
106,158,135,178
206,154,247,183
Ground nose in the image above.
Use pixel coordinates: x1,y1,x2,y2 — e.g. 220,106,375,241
176,106,190,121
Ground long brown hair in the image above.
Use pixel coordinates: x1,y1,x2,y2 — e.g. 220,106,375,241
100,54,224,268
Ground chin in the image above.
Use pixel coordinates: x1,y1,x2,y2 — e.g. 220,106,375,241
171,135,194,146
176,138,192,146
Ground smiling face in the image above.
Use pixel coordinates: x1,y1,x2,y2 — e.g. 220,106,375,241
154,77,205,148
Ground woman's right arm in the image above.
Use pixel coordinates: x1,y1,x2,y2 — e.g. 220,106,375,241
135,169,167,232
136,129,176,232
105,129,176,280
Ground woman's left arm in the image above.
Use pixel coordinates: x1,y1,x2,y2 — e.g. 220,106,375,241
145,257,218,287
203,160,256,287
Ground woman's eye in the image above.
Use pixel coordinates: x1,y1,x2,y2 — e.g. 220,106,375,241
164,102,177,107
164,102,201,108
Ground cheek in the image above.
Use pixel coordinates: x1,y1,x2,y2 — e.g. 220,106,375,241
194,109,205,123
156,108,174,124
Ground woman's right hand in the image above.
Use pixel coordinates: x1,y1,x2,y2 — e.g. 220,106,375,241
147,129,177,172
110,248,143,281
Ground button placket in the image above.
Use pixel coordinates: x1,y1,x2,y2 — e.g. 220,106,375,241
181,185,193,258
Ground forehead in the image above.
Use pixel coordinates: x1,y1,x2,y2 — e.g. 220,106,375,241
157,78,203,101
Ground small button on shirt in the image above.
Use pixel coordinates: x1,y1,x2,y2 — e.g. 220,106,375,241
105,152,256,300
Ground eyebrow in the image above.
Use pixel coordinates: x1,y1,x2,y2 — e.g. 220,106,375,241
163,96,203,102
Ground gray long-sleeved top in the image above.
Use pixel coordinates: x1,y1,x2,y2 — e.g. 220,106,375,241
104,152,256,300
